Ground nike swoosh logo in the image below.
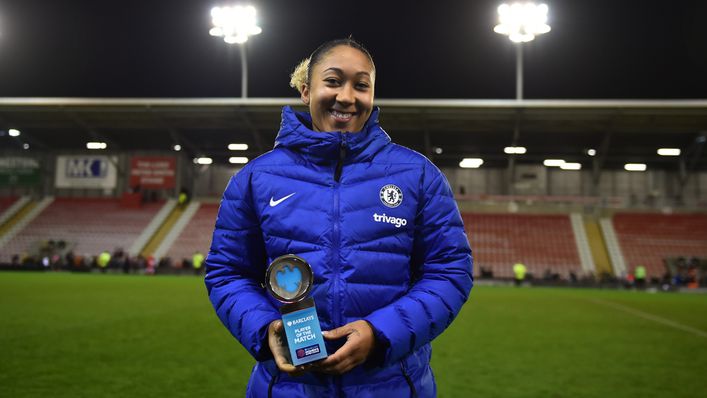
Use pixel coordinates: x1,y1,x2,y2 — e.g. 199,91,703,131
269,193,296,207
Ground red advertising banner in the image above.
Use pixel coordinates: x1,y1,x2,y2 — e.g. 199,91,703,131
129,156,176,189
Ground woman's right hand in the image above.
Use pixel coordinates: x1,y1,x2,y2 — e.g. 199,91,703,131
268,320,307,377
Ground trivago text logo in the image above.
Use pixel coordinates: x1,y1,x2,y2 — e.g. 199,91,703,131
373,213,408,228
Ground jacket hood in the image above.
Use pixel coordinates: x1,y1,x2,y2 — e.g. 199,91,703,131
274,106,391,163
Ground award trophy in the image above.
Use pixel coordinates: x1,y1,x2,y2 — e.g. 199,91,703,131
266,254,328,366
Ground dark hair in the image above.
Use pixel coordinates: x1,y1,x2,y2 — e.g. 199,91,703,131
289,37,376,93
307,38,376,84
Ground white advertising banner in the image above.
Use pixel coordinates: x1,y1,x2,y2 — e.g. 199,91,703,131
55,156,118,189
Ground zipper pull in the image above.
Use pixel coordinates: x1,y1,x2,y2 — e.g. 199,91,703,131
340,135,347,160
334,134,346,182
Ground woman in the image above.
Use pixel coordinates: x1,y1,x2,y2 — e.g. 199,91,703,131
205,38,473,397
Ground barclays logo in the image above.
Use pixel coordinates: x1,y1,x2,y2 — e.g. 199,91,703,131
290,315,314,326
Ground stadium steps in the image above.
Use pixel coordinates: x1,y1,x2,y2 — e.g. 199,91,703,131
570,213,596,275
599,218,628,276
0,197,54,253
0,196,31,232
153,201,201,260
164,202,219,266
128,199,176,256
583,217,613,276
140,201,189,257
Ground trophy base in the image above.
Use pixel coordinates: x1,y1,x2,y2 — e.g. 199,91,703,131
280,298,328,366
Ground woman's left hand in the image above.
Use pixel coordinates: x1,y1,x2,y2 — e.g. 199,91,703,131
314,320,376,375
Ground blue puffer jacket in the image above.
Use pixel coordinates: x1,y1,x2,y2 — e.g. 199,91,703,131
205,106,473,397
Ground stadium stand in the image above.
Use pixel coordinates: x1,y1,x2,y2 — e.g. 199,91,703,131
612,213,707,278
0,196,23,228
0,197,164,263
151,201,201,259
163,203,219,267
463,213,583,279
0,196,18,215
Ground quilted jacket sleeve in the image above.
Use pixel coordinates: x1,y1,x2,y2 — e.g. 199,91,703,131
204,167,280,361
365,160,473,364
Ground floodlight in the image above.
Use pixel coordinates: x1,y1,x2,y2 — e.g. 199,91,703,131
504,146,527,154
543,159,565,167
229,157,249,164
23,143,30,150
209,5,262,98
459,158,484,168
224,35,247,44
560,162,581,170
494,2,551,100
194,157,213,165
624,163,647,171
657,148,680,156
8,128,20,137
433,147,443,155
210,5,262,45
587,149,596,156
228,143,249,150
494,2,551,43
173,144,182,151
86,142,107,150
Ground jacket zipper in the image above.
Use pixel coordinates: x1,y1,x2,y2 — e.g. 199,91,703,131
400,361,418,398
332,134,346,327
333,134,346,398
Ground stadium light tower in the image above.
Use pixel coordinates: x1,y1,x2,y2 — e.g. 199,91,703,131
209,5,262,98
494,2,551,100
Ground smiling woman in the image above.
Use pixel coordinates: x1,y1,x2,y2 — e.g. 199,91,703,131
289,39,375,133
204,38,473,398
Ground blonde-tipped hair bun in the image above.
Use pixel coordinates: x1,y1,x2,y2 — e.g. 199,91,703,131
289,58,310,94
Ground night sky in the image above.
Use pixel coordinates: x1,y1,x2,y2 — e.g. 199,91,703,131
0,0,706,99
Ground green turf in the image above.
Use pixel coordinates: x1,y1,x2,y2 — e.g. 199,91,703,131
1,273,706,397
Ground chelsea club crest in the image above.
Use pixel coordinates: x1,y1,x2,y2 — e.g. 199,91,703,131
380,184,403,208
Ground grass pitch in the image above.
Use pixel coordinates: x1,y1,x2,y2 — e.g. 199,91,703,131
1,272,706,397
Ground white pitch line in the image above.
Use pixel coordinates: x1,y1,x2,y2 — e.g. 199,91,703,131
587,298,707,339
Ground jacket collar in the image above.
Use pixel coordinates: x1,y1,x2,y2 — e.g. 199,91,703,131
274,106,390,163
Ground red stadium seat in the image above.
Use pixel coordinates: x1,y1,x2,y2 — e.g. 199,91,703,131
0,197,19,215
1,197,164,262
612,213,707,278
462,213,583,279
